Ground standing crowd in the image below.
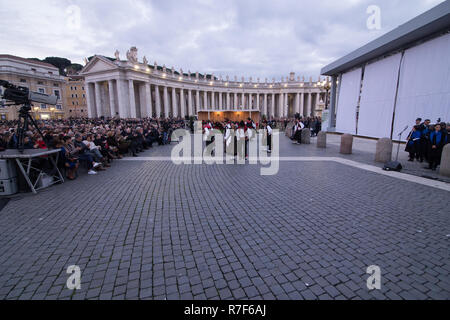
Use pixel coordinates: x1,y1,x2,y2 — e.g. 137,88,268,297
406,118,449,171
287,116,322,144
202,118,276,160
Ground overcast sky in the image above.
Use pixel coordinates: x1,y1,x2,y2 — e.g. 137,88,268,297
0,0,445,79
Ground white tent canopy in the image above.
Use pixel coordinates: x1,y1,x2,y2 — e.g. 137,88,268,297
335,67,362,135
357,53,402,139
393,33,450,139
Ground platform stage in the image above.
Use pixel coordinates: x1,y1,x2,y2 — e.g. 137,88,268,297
198,110,260,123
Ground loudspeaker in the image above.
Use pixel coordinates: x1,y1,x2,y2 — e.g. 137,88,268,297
383,161,403,172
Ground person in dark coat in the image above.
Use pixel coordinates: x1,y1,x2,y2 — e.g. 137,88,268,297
419,119,431,162
428,123,447,170
405,125,422,161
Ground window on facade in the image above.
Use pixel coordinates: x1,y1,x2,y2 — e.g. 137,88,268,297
41,104,47,109
20,79,26,83
56,105,62,110
38,88,45,94
82,94,85,98
72,101,75,105
82,87,85,90
38,81,44,85
70,86,73,90
53,83,58,87
54,90,60,99
69,110,72,113
31,68,36,72
48,72,53,75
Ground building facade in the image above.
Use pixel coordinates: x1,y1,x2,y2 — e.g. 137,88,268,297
0,54,66,120
64,75,88,118
80,48,328,120
321,1,450,140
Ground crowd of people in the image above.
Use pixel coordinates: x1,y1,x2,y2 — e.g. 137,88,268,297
201,118,275,159
0,114,445,186
285,116,322,144
405,118,449,171
0,118,185,180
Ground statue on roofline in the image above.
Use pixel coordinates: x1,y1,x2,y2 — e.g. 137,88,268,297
126,47,138,63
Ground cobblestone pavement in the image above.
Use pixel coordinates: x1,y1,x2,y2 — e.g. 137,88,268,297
0,135,448,300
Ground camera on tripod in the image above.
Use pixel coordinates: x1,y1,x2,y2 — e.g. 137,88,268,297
0,80,58,107
0,80,58,153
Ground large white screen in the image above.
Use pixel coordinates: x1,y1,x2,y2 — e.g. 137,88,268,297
393,33,450,140
335,67,362,134
357,53,402,138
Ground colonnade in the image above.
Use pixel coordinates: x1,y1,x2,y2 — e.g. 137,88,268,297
86,79,324,119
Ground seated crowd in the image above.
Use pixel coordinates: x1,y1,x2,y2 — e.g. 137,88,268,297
0,118,186,180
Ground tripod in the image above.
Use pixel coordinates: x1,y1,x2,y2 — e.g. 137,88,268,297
16,104,46,153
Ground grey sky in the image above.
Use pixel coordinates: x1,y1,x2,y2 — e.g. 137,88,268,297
0,0,445,79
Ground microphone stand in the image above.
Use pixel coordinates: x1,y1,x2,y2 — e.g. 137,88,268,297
395,125,409,162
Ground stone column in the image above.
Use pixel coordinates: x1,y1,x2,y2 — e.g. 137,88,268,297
163,86,169,117
271,93,275,118
263,94,267,116
196,90,200,112
116,79,128,118
439,144,450,177
256,94,260,112
234,92,238,110
219,92,223,110
295,92,300,115
85,82,95,118
203,91,208,110
278,93,283,118
108,80,116,117
284,93,288,117
172,87,177,117
375,138,393,162
300,92,305,117
226,92,230,110
154,85,161,117
128,80,136,118
180,88,185,118
144,82,152,118
340,134,353,154
306,93,312,117
188,89,193,116
315,92,320,116
94,82,102,117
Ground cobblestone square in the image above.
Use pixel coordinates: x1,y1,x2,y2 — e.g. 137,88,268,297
0,136,448,300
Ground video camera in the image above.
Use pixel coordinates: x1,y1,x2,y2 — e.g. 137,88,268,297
0,80,58,108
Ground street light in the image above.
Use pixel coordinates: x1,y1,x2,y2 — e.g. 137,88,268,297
322,80,331,110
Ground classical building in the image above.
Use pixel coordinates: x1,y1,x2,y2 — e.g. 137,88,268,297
0,54,66,120
64,74,87,118
321,1,450,139
80,47,328,121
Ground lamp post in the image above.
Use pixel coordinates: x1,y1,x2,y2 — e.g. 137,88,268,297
322,80,331,110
